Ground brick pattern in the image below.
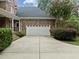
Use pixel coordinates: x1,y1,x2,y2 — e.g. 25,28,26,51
0,0,16,29
20,19,55,32
0,0,17,14
0,17,11,28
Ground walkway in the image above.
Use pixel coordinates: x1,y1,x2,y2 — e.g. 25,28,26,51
0,36,79,59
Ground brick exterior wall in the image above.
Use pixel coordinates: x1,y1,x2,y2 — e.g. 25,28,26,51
0,1,6,10
0,0,17,29
0,17,12,28
0,17,6,27
20,19,55,32
0,0,17,14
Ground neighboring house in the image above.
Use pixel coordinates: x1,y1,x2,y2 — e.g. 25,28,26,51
0,0,55,36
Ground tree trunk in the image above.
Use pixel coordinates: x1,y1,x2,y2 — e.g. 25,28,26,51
55,18,59,28
55,20,57,28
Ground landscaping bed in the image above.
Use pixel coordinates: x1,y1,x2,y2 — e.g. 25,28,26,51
63,37,79,46
50,28,79,46
50,28,77,41
0,30,26,52
0,28,12,52
12,32,20,41
12,32,26,41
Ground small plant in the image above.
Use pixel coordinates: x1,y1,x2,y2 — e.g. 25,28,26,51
15,32,26,37
0,28,12,52
50,28,77,41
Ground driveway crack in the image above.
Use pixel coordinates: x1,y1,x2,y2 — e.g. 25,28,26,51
39,37,40,59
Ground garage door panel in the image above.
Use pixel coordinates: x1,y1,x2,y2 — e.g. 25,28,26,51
26,25,50,36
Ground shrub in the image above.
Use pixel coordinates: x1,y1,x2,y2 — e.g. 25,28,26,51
64,15,79,32
15,32,26,37
0,28,12,52
50,28,77,41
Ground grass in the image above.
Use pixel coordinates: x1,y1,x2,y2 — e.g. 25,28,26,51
64,37,79,46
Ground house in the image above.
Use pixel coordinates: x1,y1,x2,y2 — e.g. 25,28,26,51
0,0,55,36
0,0,18,31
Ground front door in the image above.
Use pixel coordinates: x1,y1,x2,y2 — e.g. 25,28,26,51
14,20,19,31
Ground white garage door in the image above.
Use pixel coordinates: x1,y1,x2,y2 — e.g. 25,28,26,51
26,25,50,36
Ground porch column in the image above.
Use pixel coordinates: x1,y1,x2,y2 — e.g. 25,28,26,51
12,18,14,32
19,20,21,31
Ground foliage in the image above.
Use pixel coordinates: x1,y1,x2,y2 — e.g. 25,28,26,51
15,32,26,37
47,0,74,19
72,9,79,17
0,28,12,52
64,15,79,32
38,0,49,11
64,37,79,46
50,28,77,41
47,0,75,27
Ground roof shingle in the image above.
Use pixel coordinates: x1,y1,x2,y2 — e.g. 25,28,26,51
16,7,49,17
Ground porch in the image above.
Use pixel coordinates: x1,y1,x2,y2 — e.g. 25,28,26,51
0,8,20,32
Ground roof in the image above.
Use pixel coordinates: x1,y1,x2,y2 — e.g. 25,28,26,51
0,7,55,20
16,7,49,17
0,8,20,20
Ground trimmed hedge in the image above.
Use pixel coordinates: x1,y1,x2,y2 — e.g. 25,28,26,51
15,32,26,37
0,28,12,52
50,28,77,41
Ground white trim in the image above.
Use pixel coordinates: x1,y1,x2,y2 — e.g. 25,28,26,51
12,18,14,32
49,25,51,30
19,20,21,31
20,17,55,19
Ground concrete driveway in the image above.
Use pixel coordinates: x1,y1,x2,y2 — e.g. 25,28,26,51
0,36,79,59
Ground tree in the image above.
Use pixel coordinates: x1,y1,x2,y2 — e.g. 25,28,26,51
38,0,49,11
65,15,79,32
47,0,74,27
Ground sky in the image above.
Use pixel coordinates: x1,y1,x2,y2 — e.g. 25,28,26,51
16,0,79,7
74,0,79,5
16,0,38,7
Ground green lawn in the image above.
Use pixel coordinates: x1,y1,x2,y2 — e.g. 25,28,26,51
64,37,79,46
